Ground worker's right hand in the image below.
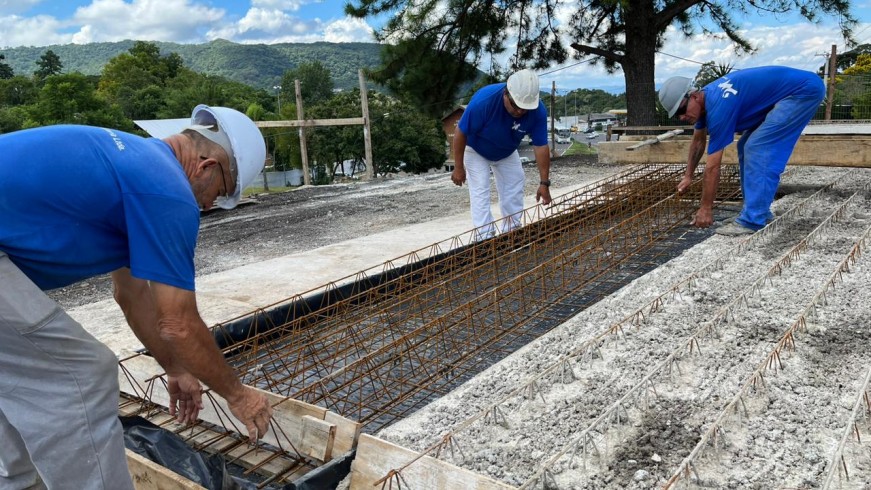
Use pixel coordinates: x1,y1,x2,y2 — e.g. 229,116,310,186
451,167,466,186
676,175,692,195
167,373,203,425
227,386,273,442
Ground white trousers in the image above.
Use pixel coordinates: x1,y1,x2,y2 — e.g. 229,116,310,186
0,252,134,490
464,147,525,238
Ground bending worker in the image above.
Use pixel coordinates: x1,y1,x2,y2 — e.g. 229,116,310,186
451,69,552,238
659,66,825,235
0,105,274,489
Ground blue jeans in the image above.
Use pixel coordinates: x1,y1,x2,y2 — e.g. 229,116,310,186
736,87,825,230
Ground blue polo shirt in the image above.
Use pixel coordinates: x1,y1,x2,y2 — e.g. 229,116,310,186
696,66,825,154
458,83,549,161
0,125,200,291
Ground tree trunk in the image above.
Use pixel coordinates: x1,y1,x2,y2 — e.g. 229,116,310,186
622,0,659,126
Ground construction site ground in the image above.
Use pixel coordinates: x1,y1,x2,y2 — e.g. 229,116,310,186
55,154,871,489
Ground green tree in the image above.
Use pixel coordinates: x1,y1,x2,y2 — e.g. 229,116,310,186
836,53,871,119
0,106,31,133
280,61,335,108
347,0,856,125
34,50,63,80
30,73,128,128
99,41,185,119
0,76,38,106
694,62,735,89
306,90,445,181
0,54,13,80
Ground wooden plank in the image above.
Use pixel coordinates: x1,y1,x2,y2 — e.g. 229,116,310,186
301,415,336,461
256,117,365,128
349,434,516,490
127,450,205,490
326,410,361,456
118,354,358,463
598,136,871,167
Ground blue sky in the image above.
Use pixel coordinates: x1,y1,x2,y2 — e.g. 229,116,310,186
1,0,869,93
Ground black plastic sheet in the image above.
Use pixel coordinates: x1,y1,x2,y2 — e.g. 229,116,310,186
121,416,253,490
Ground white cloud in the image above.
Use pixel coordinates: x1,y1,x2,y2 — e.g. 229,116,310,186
0,14,71,47
323,17,375,43
70,0,224,44
207,7,325,43
251,0,310,12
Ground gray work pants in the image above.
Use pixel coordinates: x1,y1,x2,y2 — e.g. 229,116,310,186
0,253,134,490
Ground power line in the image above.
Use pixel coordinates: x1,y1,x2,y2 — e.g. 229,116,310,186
655,51,706,65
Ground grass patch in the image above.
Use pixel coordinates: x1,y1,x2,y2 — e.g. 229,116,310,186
563,142,598,156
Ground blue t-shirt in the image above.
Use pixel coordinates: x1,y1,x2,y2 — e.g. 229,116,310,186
696,66,825,154
458,83,549,161
0,125,200,291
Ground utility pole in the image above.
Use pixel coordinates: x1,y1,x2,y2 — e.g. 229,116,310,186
825,44,837,120
273,85,282,115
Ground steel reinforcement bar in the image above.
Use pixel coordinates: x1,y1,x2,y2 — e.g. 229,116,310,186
213,164,741,434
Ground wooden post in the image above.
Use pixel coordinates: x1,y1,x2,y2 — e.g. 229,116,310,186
359,70,374,180
295,80,311,186
550,81,556,156
825,44,837,121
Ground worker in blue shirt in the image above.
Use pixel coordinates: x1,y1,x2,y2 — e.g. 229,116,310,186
658,66,825,235
0,105,273,489
452,69,552,238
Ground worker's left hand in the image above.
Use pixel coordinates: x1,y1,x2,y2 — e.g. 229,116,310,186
691,207,714,228
536,185,552,206
167,373,204,425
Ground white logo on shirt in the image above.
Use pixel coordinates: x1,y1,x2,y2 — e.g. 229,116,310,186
103,128,126,151
512,122,522,131
718,80,738,98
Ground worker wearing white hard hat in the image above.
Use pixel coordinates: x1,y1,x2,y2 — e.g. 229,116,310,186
0,105,271,489
658,66,824,236
451,69,552,238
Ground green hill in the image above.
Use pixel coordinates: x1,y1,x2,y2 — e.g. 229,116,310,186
0,39,385,91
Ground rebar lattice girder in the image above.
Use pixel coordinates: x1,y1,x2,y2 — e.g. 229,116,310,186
211,164,740,432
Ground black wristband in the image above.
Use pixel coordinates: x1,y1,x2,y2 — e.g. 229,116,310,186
539,180,551,187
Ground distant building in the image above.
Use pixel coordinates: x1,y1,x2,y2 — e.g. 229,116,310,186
441,105,466,169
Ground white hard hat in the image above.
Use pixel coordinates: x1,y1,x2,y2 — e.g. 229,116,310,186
658,76,695,117
506,69,540,110
188,104,266,210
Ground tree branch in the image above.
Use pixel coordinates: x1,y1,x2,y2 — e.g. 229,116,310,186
570,42,623,64
655,0,705,31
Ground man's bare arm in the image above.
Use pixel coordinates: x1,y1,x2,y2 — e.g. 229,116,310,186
677,128,708,194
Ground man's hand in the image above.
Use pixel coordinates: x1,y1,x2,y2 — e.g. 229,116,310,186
168,373,203,425
227,387,273,443
536,185,552,205
691,207,714,228
451,167,466,186
677,175,692,195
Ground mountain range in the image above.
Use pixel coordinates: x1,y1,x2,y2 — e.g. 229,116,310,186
0,39,385,92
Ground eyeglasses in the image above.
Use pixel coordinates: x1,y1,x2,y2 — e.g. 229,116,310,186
202,155,231,198
504,90,526,113
674,92,691,117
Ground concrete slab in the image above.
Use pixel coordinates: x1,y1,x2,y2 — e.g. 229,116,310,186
71,181,593,356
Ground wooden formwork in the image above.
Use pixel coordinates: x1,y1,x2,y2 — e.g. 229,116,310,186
598,134,871,167
118,354,361,489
